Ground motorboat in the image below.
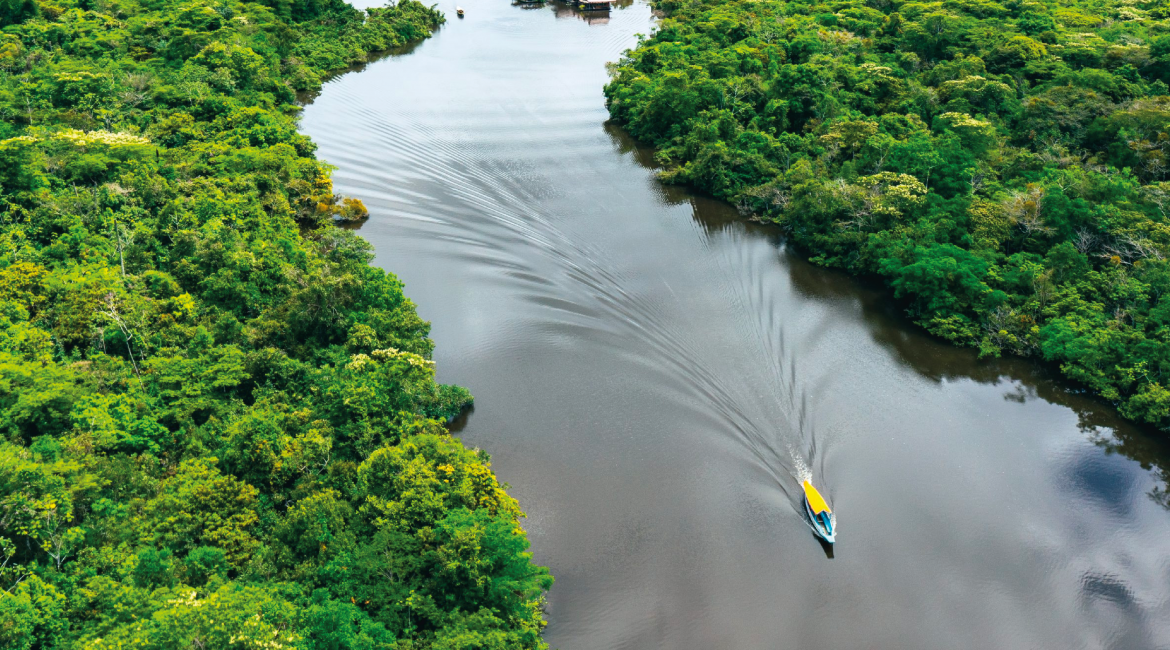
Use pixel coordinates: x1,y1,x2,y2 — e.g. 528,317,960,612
802,480,835,544
456,6,464,16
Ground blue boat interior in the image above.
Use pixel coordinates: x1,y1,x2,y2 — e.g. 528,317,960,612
814,511,833,535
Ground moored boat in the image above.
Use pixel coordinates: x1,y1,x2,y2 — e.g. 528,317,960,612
802,480,835,544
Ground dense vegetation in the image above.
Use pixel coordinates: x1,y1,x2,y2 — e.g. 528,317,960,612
606,0,1170,430
0,0,553,647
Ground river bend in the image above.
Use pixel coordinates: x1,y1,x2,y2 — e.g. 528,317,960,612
300,3,1170,647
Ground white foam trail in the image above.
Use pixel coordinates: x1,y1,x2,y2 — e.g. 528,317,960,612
790,444,813,485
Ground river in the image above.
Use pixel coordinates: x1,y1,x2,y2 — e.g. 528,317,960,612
299,2,1170,648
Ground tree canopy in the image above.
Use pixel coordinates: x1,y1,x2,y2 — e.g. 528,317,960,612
0,0,553,647
606,0,1170,431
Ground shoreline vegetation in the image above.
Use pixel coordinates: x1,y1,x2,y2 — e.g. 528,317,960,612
0,0,553,648
605,0,1170,432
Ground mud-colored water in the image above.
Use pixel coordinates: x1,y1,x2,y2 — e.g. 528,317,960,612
300,2,1170,647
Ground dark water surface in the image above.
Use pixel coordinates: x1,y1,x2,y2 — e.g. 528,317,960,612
300,3,1170,648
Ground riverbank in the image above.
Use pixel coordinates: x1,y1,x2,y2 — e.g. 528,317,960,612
0,0,551,647
300,2,1170,646
604,0,1170,433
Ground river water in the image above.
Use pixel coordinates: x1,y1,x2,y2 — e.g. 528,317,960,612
300,2,1170,648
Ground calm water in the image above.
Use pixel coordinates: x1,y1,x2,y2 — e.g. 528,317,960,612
300,3,1170,648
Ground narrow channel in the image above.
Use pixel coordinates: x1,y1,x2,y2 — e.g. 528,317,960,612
300,2,1170,647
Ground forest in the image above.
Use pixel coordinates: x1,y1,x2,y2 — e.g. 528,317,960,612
0,0,553,648
605,0,1170,431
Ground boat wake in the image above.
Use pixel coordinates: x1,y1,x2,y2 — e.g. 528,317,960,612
304,15,838,539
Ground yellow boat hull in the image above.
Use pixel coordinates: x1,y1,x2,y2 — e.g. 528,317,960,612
803,480,831,515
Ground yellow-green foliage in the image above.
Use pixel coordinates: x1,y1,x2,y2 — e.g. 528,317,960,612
0,0,553,647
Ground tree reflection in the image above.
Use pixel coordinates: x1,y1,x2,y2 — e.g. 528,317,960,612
604,119,1170,511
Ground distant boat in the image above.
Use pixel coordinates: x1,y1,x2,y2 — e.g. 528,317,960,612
456,6,464,15
803,480,835,544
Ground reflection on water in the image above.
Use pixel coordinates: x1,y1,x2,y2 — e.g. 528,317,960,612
301,0,1170,647
546,0,633,24
604,121,1170,511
